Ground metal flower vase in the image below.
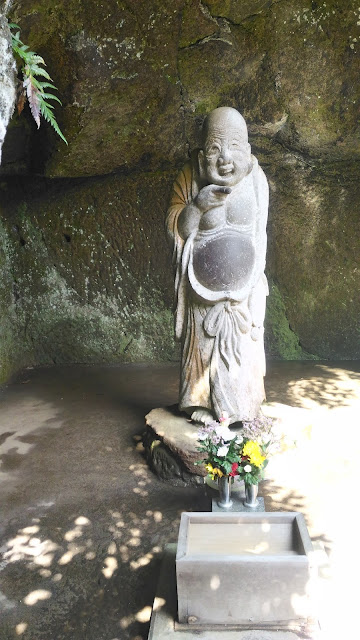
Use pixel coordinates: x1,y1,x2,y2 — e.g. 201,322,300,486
244,482,259,508
217,476,233,508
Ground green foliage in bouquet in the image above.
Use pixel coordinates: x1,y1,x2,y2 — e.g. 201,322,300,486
196,413,278,484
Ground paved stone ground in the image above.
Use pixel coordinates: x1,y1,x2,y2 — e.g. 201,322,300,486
1,361,360,640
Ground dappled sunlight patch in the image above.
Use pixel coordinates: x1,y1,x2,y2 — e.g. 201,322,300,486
4,532,59,567
107,541,117,555
130,545,161,571
135,605,152,623
130,552,153,570
15,622,28,636
119,545,130,563
133,486,149,496
146,509,163,523
119,605,152,629
75,516,91,526
290,592,311,618
184,429,198,440
128,537,141,547
24,588,52,605
285,365,360,410
21,525,40,535
119,614,134,629
52,573,62,582
58,543,86,565
2,500,173,636
115,520,125,528
153,596,166,612
210,575,220,590
62,515,92,550
102,556,118,578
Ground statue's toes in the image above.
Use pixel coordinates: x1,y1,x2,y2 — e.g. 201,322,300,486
191,408,214,424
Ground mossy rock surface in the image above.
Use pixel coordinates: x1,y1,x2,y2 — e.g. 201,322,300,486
1,0,360,380
0,172,179,377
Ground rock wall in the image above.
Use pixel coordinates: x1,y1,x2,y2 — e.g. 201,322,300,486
1,0,360,381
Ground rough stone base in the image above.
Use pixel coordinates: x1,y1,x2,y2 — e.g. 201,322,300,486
143,405,206,486
143,405,246,486
148,544,319,640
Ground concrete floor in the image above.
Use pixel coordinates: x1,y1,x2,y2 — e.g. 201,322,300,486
1,361,360,640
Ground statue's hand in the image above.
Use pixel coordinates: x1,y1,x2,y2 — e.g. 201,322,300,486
195,184,231,213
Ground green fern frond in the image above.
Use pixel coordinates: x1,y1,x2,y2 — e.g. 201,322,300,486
40,93,62,105
36,82,58,91
29,55,46,65
40,100,68,144
24,64,52,80
9,22,67,144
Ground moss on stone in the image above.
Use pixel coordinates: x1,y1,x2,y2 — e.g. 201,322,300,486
0,0,359,382
265,281,317,360
0,169,179,382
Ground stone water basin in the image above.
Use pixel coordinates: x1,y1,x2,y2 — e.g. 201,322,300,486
176,511,316,628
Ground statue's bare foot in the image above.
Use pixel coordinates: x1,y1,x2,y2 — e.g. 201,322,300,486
191,408,214,425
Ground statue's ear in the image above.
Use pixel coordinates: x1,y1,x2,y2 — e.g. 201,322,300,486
198,150,206,181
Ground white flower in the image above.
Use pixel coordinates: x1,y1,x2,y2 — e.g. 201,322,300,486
217,444,229,457
215,425,236,442
235,435,243,444
197,432,208,441
244,464,252,473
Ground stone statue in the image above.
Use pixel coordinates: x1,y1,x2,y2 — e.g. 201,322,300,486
166,107,269,425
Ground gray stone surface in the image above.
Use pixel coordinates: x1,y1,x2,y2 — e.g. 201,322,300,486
148,543,316,640
176,512,315,628
166,107,268,425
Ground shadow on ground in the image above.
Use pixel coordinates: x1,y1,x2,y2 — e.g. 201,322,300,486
1,361,359,639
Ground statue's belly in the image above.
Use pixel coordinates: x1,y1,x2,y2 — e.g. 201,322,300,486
192,229,255,292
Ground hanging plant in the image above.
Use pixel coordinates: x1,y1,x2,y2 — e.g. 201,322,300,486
9,22,67,144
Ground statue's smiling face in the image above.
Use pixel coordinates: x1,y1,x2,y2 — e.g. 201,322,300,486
202,129,251,187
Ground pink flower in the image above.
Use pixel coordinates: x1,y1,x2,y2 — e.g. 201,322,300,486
219,411,230,428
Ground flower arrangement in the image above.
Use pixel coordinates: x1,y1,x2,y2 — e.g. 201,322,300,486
237,439,267,485
196,412,276,486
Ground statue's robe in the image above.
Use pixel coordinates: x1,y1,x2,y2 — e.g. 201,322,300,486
166,151,269,423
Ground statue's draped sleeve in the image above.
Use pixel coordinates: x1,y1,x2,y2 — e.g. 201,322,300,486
166,158,199,341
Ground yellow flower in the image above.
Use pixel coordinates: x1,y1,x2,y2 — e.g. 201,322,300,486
242,441,266,468
205,463,224,479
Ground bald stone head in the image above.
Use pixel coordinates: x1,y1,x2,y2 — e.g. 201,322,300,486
199,107,251,187
201,107,248,146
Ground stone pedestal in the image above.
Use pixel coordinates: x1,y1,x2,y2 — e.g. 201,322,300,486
143,406,206,486
176,512,316,628
143,406,246,486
